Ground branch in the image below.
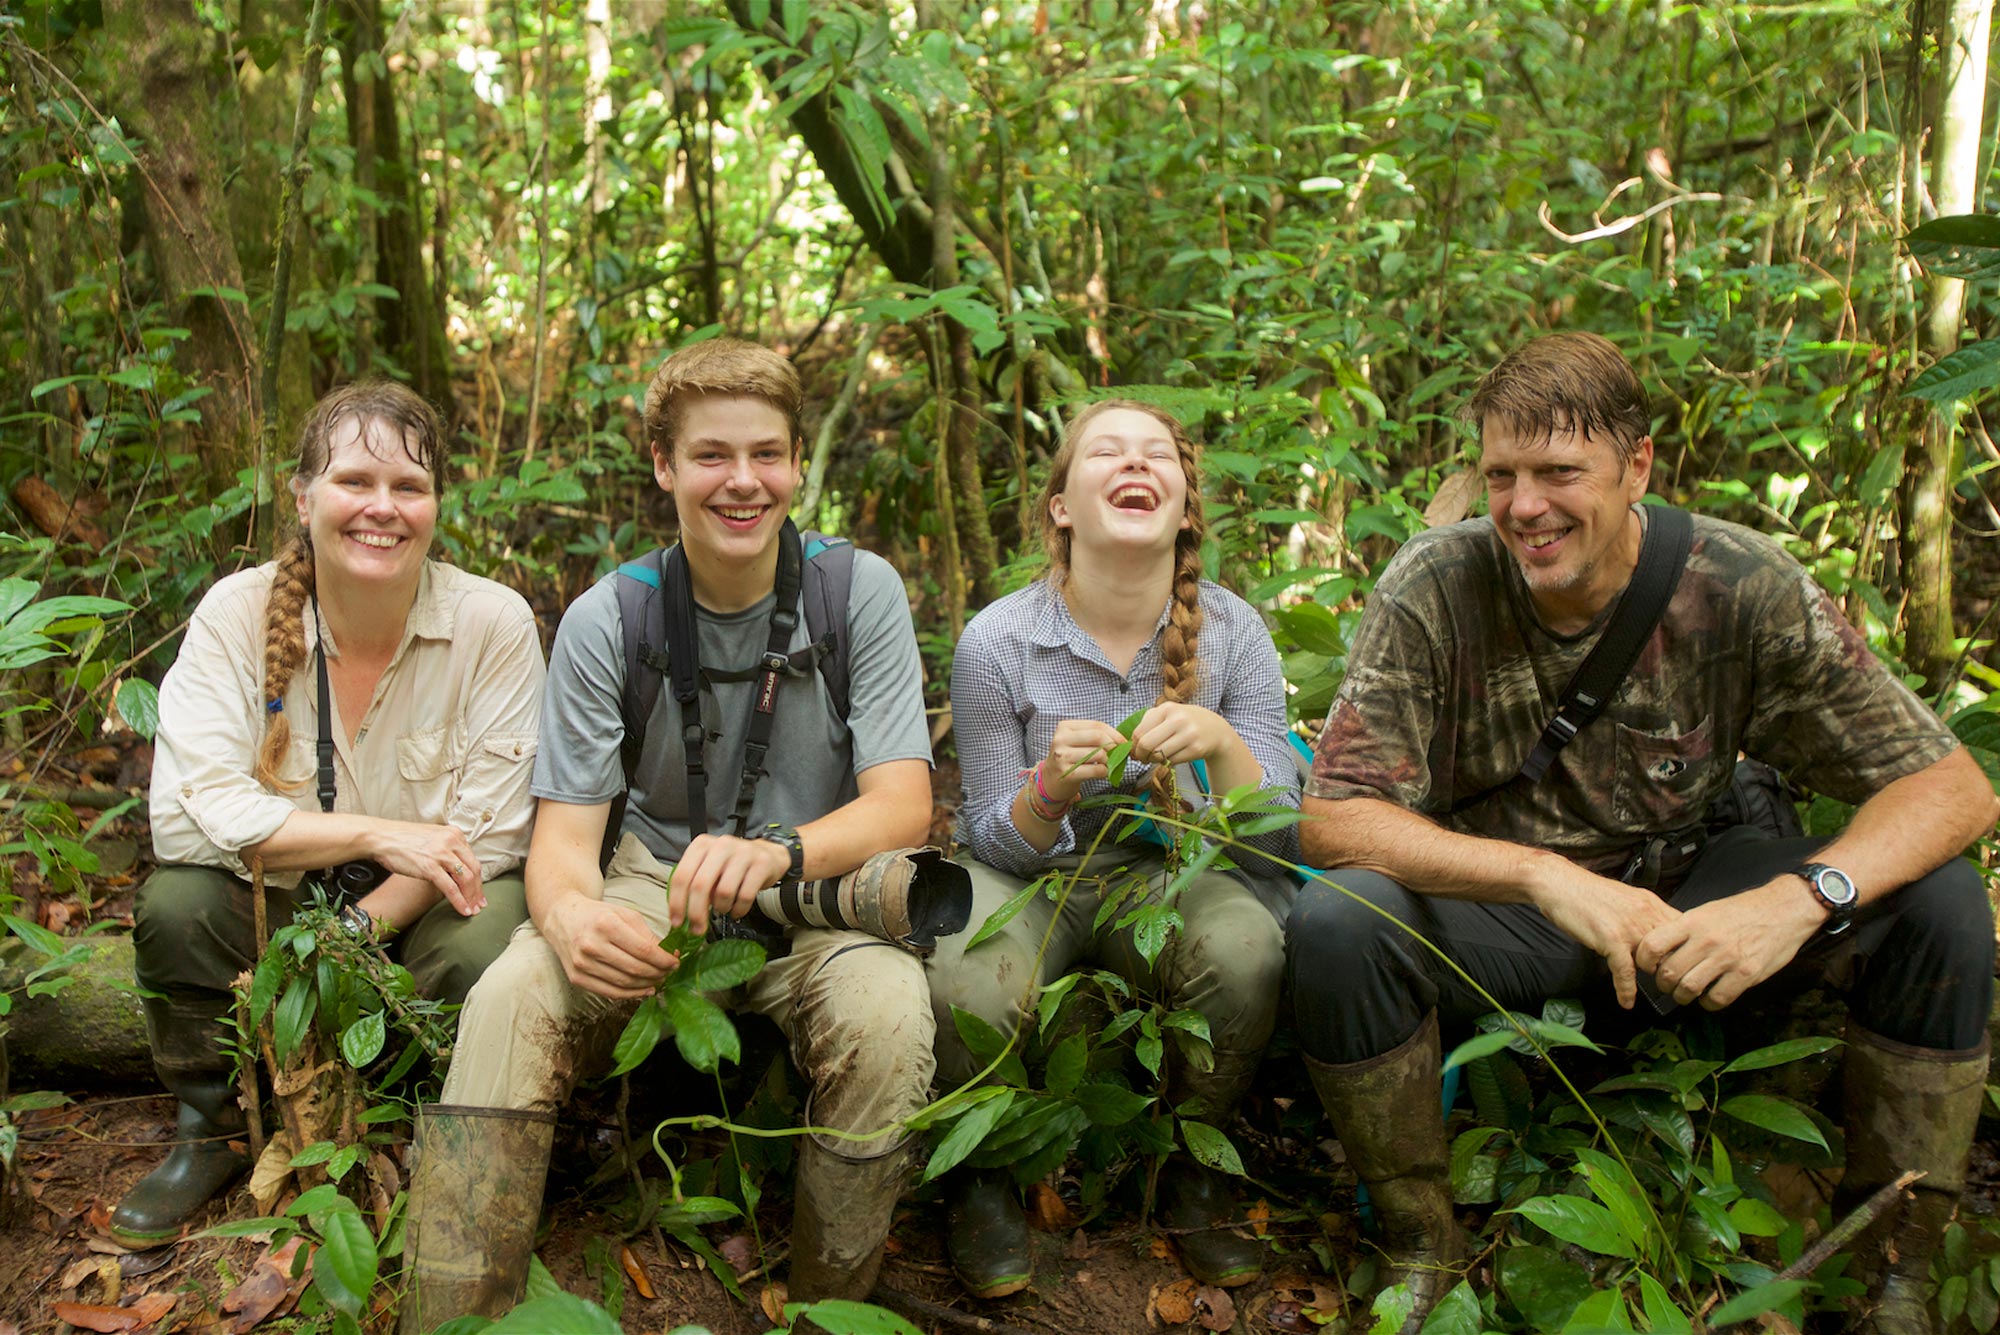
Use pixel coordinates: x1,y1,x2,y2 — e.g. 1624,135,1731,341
801,323,879,523
1536,190,1727,244
257,0,332,490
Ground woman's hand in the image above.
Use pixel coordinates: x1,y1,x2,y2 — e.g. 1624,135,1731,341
1039,719,1127,803
1130,703,1234,770
365,820,487,914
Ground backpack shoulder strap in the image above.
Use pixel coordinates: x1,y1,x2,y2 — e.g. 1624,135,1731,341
605,548,669,867
799,530,857,721
1450,506,1694,814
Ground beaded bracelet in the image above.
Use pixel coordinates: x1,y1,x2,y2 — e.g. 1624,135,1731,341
1022,764,1072,823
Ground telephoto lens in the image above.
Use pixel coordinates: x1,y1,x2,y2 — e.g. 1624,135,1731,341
756,846,972,956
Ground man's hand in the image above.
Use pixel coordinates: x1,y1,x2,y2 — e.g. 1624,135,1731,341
1635,877,1823,1010
1526,855,1683,1009
540,893,678,1000
669,833,791,936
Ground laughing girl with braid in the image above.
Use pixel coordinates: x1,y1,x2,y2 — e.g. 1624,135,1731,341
117,382,542,1247
927,400,1301,1299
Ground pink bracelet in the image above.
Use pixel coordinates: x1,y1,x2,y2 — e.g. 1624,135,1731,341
1023,764,1072,823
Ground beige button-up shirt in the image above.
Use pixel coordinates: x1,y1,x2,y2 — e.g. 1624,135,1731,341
150,560,545,886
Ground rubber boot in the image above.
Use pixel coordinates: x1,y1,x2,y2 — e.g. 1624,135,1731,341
946,1168,1032,1299
1303,1013,1463,1335
398,1104,557,1334
111,988,250,1249
1164,1046,1266,1287
1835,1026,1988,1335
788,1137,909,1307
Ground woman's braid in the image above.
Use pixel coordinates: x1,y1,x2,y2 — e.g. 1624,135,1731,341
253,535,315,790
1147,537,1206,807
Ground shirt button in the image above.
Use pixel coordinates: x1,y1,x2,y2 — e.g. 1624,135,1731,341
482,809,494,821
513,743,523,756
1120,681,1131,693
181,785,193,797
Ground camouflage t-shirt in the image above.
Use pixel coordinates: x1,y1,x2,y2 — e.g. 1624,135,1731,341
1307,511,1958,876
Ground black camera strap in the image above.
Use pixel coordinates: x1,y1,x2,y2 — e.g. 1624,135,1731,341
311,594,338,815
660,518,809,839
1450,505,1693,814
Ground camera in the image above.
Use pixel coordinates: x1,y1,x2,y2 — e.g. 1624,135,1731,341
318,858,390,905
755,846,972,958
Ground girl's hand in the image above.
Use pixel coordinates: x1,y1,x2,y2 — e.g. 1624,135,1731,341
1130,703,1234,770
1040,719,1127,802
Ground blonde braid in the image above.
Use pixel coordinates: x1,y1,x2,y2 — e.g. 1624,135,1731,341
254,535,316,791
1148,537,1206,807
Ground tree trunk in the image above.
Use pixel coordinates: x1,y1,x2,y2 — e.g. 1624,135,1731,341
99,0,260,494
234,0,317,439
1902,0,1993,693
338,0,455,415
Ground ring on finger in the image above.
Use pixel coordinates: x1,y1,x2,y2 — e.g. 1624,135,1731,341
450,862,466,877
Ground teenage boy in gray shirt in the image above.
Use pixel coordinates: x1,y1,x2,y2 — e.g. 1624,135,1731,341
399,338,936,1329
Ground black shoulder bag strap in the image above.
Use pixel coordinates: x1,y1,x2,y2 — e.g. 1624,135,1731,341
1449,506,1694,814
311,595,338,815
661,518,807,838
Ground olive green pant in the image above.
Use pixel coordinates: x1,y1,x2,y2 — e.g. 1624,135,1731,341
132,863,529,1090
925,852,1289,1092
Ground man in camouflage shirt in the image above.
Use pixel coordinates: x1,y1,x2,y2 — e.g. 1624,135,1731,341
1287,332,1997,1335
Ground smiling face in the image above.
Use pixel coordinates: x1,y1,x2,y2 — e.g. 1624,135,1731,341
654,392,801,582
294,414,438,596
1481,419,1652,630
1047,406,1193,562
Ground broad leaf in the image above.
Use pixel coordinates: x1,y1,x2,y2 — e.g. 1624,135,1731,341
1708,1280,1808,1326
790,1299,923,1335
339,1012,385,1068
483,1292,624,1334
1073,1081,1152,1126
1719,1094,1828,1150
664,988,741,1073
1906,339,2000,406
681,938,767,993
922,1089,1014,1182
1180,1119,1245,1176
115,678,160,739
1510,1194,1639,1258
313,1208,379,1317
1908,214,2000,280
1720,1035,1843,1073
608,995,666,1077
965,878,1041,953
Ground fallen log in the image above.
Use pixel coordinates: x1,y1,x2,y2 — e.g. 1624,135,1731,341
0,934,153,1088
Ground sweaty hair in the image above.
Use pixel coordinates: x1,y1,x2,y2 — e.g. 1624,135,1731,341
1464,331,1650,465
255,381,446,790
1036,399,1208,808
643,337,804,463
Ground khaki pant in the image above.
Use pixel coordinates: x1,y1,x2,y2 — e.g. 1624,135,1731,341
444,834,935,1158
925,852,1288,1089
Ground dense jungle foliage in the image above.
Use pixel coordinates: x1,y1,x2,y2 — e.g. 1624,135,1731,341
6,2,2000,1333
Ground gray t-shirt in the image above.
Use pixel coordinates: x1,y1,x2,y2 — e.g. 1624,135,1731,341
533,546,933,861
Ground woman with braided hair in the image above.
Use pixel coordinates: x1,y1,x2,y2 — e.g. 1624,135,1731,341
928,400,1300,1298
116,382,542,1247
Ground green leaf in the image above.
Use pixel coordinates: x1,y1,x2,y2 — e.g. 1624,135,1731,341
1180,1119,1245,1176
286,1183,346,1216
1908,214,2000,280
1073,1081,1152,1126
790,1299,923,1335
1855,442,1904,510
1273,602,1347,656
665,988,741,1073
965,878,1040,952
1510,1194,1639,1258
681,938,767,993
483,1291,625,1334
1637,1271,1692,1335
922,1088,1015,1183
608,995,666,1077
313,1208,379,1317
1906,339,2000,406
114,677,160,739
1729,1197,1789,1237
1116,707,1150,738
289,1140,337,1168
1045,1032,1087,1098
1497,1244,1595,1332
1575,1148,1656,1262
274,974,316,1065
1707,1280,1808,1327
1443,1030,1517,1071
1104,739,1135,786
1719,1094,1828,1150
339,1012,385,1068
655,1195,742,1229
1418,1281,1481,1335
1720,1036,1844,1073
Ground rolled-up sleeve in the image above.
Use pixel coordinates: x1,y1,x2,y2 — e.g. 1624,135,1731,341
951,614,1066,876
150,592,298,876
450,593,546,877
1213,611,1302,863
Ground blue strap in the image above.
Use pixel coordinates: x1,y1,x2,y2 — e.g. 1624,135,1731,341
618,560,661,589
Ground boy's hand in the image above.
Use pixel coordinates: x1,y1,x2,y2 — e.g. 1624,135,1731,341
670,833,792,936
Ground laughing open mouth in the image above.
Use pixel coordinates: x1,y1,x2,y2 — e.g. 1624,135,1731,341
1517,527,1570,552
1110,486,1158,512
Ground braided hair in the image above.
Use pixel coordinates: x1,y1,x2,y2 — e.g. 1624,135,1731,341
1035,399,1208,807
253,381,446,790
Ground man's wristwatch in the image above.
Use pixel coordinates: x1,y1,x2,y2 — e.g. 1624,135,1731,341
338,902,375,939
756,823,806,883
1794,862,1858,935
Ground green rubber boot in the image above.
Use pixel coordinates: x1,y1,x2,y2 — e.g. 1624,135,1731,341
1303,1014,1464,1335
1165,1045,1266,1287
108,1075,250,1248
398,1104,557,1333
1837,1026,1988,1335
946,1168,1033,1299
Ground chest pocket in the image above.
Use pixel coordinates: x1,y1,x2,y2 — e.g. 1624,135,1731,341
396,722,463,824
1610,715,1716,832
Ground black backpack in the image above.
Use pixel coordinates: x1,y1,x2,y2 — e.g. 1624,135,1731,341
600,528,857,866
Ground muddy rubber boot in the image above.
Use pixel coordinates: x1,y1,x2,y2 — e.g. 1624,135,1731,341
946,1168,1032,1299
398,1104,557,1334
111,987,251,1249
1836,1026,1988,1335
1165,1046,1266,1287
788,1137,909,1310
1304,1013,1463,1335
109,1074,250,1249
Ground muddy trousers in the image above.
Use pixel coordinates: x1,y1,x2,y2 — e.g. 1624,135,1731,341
438,835,935,1303
927,853,1289,1100
132,863,530,1097
1283,826,1994,1067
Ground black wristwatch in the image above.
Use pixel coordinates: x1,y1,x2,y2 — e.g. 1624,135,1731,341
756,822,806,883
1794,862,1858,935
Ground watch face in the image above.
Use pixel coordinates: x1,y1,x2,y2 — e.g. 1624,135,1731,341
1813,866,1857,906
